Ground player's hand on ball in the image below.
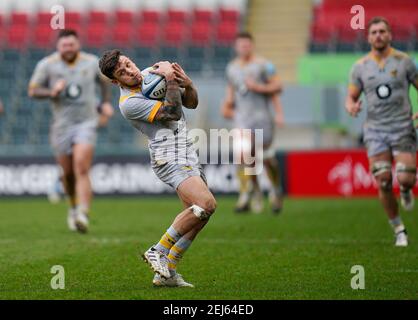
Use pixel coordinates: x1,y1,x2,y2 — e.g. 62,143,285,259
51,79,66,98
151,61,175,80
172,63,192,88
346,100,362,117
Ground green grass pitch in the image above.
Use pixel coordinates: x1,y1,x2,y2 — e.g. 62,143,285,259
0,196,417,300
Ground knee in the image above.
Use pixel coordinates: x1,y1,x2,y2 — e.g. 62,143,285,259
192,196,217,220
202,196,217,215
396,162,416,189
372,161,392,192
74,161,89,176
376,172,393,192
397,173,416,189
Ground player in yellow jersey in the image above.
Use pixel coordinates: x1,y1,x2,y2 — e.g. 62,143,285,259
346,17,418,246
221,32,285,214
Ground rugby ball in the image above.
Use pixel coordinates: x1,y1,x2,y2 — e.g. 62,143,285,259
141,66,167,100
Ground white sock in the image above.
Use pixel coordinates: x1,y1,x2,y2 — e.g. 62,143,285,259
389,217,405,234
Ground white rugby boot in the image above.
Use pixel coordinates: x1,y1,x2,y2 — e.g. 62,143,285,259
395,230,408,247
251,189,264,214
400,189,414,212
153,273,194,288
142,247,171,279
234,192,251,213
74,210,89,234
67,208,77,231
48,179,64,204
269,189,283,214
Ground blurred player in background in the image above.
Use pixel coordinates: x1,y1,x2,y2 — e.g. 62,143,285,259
99,50,216,287
221,32,284,214
28,29,113,233
346,17,418,247
47,103,114,204
0,99,4,115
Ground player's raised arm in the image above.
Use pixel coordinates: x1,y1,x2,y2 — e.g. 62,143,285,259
97,71,114,126
151,61,183,121
98,101,114,127
172,63,198,109
97,72,113,105
221,83,235,119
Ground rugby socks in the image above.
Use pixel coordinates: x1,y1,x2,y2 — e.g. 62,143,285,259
154,225,182,255
167,237,192,276
237,165,251,194
77,203,89,216
69,195,78,210
63,182,77,208
273,185,283,197
389,216,406,234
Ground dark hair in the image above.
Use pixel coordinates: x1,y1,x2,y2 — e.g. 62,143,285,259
367,17,391,33
99,49,122,80
236,31,254,41
57,29,79,39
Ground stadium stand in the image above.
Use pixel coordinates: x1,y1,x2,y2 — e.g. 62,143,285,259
309,0,418,52
0,0,247,155
2,0,415,155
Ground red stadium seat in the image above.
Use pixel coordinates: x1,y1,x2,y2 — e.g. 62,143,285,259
112,23,133,47
311,0,418,52
167,9,189,23
7,25,30,49
36,12,53,25
88,11,109,24
162,22,187,46
321,0,362,10
11,12,30,26
0,16,4,47
392,11,417,28
141,10,162,23
33,25,56,48
392,25,413,42
311,24,336,44
136,22,160,47
191,21,212,46
115,10,135,24
215,21,238,45
193,9,214,22
315,10,346,30
219,8,240,23
65,12,83,25
86,23,109,48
